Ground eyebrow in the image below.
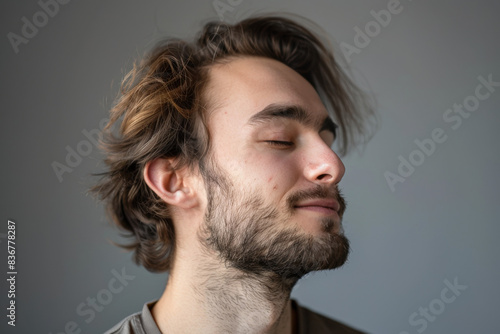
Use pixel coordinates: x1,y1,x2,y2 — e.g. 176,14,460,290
246,103,338,137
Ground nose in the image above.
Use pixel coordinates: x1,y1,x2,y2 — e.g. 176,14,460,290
303,141,345,185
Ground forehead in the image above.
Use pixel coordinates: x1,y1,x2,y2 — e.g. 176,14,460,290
204,56,329,129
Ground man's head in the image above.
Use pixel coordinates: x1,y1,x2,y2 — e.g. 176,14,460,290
93,15,374,275
193,57,350,280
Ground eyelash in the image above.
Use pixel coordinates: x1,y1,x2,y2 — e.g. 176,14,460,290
265,140,294,148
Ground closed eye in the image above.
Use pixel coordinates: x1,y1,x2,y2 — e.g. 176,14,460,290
265,140,294,148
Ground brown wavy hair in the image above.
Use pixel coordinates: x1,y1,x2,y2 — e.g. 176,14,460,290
92,14,376,272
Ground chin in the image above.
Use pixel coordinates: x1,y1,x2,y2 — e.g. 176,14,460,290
295,216,341,236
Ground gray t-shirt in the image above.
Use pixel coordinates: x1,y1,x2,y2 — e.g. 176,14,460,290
104,299,366,334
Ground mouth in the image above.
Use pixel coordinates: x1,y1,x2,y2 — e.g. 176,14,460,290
293,199,340,215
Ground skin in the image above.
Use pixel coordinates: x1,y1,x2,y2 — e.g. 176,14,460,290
144,56,346,334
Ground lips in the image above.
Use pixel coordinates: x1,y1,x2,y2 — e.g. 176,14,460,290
294,199,340,212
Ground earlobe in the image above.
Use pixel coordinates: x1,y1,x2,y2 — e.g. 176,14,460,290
143,158,198,209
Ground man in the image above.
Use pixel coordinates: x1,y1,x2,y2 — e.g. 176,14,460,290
94,14,374,334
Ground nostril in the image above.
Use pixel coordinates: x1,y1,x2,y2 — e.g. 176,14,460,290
317,174,332,181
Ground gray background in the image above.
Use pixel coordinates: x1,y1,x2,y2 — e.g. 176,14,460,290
1,0,499,333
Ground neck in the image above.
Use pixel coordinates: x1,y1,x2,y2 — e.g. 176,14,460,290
152,247,298,334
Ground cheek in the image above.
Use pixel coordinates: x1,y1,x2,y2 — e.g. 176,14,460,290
266,176,279,191
251,156,297,194
220,144,300,195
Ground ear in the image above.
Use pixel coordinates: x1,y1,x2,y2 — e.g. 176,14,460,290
143,158,199,209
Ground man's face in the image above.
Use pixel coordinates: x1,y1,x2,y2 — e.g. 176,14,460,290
197,56,349,280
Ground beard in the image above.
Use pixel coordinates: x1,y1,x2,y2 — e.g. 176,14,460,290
197,157,350,281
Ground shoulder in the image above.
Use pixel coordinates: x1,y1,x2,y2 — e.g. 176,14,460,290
104,311,144,334
104,300,160,334
293,300,367,334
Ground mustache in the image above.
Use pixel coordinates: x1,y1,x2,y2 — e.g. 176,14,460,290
286,185,346,217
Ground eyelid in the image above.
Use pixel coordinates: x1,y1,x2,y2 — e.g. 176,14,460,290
264,140,294,147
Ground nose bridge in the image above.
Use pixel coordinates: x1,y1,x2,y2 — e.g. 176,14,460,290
303,137,345,184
